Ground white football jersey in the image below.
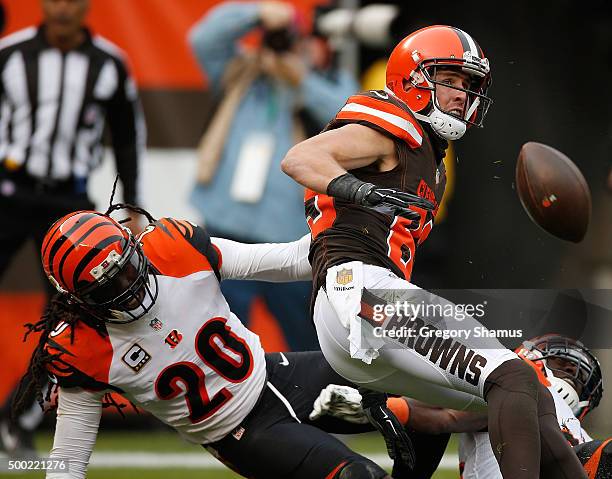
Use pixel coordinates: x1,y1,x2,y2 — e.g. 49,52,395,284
46,218,266,444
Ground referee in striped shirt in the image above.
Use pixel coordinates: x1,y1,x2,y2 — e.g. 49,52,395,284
0,0,144,455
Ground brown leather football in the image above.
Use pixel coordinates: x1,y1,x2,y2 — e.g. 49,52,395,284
515,142,591,243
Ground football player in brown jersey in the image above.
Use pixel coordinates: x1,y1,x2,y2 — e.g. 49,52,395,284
310,334,605,478
282,25,587,479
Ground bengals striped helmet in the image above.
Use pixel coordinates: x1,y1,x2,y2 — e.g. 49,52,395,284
386,25,492,140
41,211,157,323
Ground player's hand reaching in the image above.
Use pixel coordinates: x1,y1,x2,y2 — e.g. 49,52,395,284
358,388,416,473
310,385,415,471
309,384,369,424
327,173,434,228
359,185,434,225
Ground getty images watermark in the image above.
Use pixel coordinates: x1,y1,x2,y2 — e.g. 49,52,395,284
0,457,70,473
373,300,487,322
357,289,610,350
370,298,525,341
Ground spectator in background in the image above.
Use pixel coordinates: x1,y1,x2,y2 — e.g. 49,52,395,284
0,0,144,456
188,1,358,350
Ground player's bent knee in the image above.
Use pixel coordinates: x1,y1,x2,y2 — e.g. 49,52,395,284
484,358,539,399
335,459,388,479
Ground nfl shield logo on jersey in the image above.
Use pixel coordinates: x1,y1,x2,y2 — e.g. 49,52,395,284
149,318,163,331
336,268,353,286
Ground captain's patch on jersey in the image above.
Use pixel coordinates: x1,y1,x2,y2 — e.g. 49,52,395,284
122,343,151,373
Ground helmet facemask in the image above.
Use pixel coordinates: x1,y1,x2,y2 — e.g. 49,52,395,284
409,60,492,140
75,234,158,324
526,336,604,419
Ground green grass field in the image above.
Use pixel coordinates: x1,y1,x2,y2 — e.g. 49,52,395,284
0,431,461,478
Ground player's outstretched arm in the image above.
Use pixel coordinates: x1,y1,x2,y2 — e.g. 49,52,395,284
282,124,433,223
213,234,312,282
310,385,487,435
281,123,395,194
47,388,103,479
404,399,487,435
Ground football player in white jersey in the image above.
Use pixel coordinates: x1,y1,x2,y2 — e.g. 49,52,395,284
12,206,392,479
459,335,603,479
310,334,605,478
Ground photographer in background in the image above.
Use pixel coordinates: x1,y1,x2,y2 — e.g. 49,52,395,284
188,1,358,351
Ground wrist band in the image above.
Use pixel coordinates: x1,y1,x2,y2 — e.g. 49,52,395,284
387,397,410,426
327,173,372,203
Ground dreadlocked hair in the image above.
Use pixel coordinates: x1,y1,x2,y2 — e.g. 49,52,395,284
105,174,157,225
10,293,107,421
105,202,156,225
101,392,141,419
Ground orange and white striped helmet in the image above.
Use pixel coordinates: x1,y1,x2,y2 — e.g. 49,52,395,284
386,25,492,140
41,211,157,323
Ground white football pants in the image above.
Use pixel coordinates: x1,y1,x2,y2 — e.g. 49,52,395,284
313,261,518,411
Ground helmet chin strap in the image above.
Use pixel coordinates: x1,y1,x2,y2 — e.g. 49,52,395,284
387,83,468,140
413,109,467,140
549,375,581,415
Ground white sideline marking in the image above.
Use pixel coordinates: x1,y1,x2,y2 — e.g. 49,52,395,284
1,452,459,470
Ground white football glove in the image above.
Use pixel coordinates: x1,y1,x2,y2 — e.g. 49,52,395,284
309,384,370,424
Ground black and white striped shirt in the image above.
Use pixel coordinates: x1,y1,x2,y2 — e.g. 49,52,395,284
0,25,144,204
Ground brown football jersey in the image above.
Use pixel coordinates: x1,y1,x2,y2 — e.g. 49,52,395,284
306,90,448,300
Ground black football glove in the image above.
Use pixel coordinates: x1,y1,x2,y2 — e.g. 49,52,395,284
359,186,434,224
358,387,415,473
327,173,434,228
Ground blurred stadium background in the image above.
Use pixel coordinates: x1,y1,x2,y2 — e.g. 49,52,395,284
3,431,460,478
1,0,611,477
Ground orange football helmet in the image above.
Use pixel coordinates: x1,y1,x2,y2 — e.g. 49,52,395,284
386,25,492,140
41,211,157,323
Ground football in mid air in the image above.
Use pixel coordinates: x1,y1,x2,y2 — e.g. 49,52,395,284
515,142,591,243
